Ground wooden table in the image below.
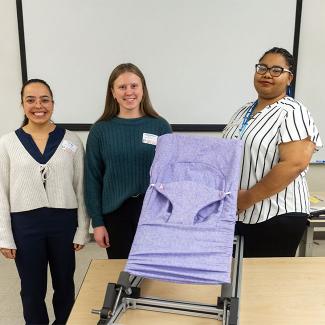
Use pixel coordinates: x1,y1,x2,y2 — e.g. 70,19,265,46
67,258,325,325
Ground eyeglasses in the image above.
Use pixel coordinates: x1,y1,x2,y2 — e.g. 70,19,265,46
255,64,292,77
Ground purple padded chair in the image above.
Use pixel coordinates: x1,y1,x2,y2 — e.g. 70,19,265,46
125,134,243,284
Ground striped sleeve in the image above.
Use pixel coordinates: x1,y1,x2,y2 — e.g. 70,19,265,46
279,101,323,150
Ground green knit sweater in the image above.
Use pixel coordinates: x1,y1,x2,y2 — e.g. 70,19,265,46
85,116,172,227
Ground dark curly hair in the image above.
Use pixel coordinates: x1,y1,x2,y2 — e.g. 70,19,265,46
259,47,295,72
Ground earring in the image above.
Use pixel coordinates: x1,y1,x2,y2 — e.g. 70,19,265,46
286,85,292,97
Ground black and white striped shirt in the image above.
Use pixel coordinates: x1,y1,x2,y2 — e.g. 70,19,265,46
223,96,322,224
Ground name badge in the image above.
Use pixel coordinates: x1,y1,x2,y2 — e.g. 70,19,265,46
61,140,78,153
142,133,158,145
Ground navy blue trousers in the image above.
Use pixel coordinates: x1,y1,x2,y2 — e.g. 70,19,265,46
11,208,77,325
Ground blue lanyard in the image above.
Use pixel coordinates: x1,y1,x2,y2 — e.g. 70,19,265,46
238,100,257,137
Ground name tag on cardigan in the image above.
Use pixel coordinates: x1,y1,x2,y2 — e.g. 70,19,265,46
142,133,158,145
61,140,78,153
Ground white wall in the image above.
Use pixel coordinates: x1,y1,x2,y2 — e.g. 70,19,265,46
0,1,22,134
295,0,325,162
0,1,323,191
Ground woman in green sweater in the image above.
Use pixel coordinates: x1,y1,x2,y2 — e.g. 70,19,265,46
85,63,172,258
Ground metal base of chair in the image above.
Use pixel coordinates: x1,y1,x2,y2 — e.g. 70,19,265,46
92,236,243,325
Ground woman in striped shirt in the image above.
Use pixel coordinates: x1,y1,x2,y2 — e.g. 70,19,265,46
223,47,322,257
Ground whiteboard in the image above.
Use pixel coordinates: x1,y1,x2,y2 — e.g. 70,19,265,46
295,0,325,162
20,0,297,127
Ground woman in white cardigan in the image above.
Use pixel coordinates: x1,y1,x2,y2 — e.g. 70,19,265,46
0,79,90,325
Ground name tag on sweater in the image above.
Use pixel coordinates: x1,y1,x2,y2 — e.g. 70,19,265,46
61,140,78,153
142,133,158,145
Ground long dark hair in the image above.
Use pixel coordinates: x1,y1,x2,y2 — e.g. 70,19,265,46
97,63,159,122
20,79,53,127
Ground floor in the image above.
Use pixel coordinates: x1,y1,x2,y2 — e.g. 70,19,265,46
1,240,325,325
0,241,106,325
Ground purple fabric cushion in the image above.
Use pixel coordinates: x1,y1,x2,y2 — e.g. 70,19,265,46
125,134,243,284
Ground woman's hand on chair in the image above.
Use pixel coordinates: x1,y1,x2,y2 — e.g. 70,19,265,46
237,189,254,213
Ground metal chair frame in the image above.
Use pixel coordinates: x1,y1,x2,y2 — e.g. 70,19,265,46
92,236,244,325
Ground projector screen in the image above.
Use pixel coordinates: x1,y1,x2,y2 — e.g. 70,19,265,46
18,0,298,130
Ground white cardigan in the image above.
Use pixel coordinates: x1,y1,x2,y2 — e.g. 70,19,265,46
0,130,90,248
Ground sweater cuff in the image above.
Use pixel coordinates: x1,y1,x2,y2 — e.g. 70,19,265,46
0,231,16,250
91,216,105,228
73,228,91,245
